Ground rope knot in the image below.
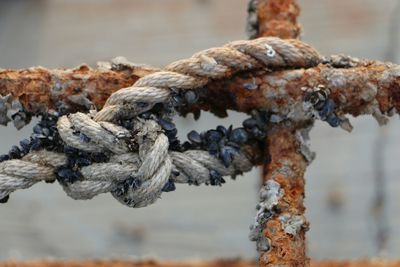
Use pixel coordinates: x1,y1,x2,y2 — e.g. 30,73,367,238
0,37,322,207
112,120,172,207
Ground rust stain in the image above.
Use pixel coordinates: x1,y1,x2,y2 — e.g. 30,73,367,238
0,65,156,114
258,0,301,39
260,125,309,266
1,59,399,136
191,61,400,120
1,61,399,128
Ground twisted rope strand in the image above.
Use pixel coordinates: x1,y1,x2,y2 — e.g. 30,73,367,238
94,37,320,122
0,37,322,207
0,150,66,200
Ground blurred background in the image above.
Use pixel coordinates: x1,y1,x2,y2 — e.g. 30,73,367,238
0,0,400,261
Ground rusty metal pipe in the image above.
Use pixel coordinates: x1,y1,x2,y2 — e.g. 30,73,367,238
254,0,309,266
1,61,399,120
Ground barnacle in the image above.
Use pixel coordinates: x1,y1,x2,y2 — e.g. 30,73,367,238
161,179,176,192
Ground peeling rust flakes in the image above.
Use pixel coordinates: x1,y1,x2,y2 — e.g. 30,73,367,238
279,214,307,236
0,64,150,118
258,125,309,266
257,0,301,39
0,93,12,125
295,126,315,163
2,60,400,129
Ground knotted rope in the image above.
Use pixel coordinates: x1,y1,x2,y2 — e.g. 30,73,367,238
0,37,322,207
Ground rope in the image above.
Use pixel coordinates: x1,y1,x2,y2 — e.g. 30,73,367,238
0,37,322,208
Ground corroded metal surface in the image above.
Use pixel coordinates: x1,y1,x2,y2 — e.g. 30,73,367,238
0,64,157,115
259,124,310,266
257,0,301,39
255,1,307,266
1,60,400,123
196,60,400,119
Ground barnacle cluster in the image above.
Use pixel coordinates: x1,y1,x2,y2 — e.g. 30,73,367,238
56,146,110,185
0,111,62,202
0,86,271,203
0,110,111,202
242,110,269,139
113,176,142,198
303,85,341,127
0,112,62,164
186,126,248,168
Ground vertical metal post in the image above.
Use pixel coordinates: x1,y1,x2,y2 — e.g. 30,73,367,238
251,1,310,266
